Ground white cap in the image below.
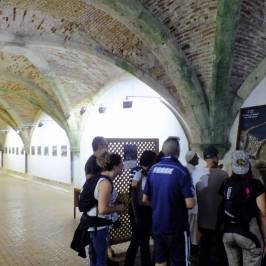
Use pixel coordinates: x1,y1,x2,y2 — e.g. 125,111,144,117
231,150,250,175
185,150,196,163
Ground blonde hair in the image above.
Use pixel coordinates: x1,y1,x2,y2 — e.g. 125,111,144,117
97,151,122,171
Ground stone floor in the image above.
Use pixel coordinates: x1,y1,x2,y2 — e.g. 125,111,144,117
0,171,87,266
0,171,198,266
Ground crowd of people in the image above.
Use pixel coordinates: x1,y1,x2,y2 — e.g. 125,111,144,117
72,136,266,266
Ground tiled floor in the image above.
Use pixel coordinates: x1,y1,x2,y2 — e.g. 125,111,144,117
0,172,87,266
0,172,197,266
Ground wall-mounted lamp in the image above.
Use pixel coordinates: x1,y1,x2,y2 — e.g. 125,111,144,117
98,104,106,114
38,121,44,127
123,95,161,109
80,106,86,115
123,100,133,109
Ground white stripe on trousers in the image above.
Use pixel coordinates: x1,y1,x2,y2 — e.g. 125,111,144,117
184,231,191,266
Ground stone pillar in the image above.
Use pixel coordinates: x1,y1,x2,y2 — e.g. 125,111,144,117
1,150,3,168
25,152,28,174
70,149,81,187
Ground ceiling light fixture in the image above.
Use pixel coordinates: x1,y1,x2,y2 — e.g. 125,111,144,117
122,95,161,109
123,100,133,109
98,104,106,114
38,122,44,127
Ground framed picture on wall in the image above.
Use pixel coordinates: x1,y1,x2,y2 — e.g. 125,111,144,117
52,145,57,156
16,147,19,155
44,146,49,156
236,104,266,161
31,146,35,155
12,147,15,154
61,145,67,157
37,146,41,155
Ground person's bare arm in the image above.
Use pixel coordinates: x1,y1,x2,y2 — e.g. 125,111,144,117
98,180,124,214
142,193,150,205
185,197,195,209
257,193,266,235
131,180,138,188
256,192,266,254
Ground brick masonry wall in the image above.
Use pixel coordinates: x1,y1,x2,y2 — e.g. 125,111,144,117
230,0,266,93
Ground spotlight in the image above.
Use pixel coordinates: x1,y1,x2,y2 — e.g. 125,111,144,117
123,100,133,109
98,105,106,114
38,122,44,127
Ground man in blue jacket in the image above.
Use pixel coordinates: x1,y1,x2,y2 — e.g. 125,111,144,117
143,137,195,266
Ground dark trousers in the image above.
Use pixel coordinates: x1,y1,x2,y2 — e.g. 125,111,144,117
153,231,191,266
124,205,152,266
198,228,228,266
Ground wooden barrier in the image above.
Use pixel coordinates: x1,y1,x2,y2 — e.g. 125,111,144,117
74,188,81,219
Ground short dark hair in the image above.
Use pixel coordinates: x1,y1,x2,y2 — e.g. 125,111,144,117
203,146,218,159
162,136,180,157
139,150,157,167
92,136,106,152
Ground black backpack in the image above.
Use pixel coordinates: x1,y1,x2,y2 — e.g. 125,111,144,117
79,175,112,213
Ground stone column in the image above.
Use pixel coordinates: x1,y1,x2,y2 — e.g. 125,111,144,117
25,152,28,174
70,148,81,187
1,150,3,168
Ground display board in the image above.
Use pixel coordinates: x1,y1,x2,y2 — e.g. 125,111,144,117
106,138,159,245
237,105,266,160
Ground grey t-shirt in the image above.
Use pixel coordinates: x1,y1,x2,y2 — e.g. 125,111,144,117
196,168,228,230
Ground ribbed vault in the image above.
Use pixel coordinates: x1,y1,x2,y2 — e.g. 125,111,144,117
0,0,265,155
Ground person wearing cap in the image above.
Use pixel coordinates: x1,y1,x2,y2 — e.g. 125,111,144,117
143,137,195,266
222,150,266,266
185,150,201,254
185,150,199,178
196,145,228,266
84,136,108,180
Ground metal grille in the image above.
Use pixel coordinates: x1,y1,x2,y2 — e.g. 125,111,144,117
107,138,159,245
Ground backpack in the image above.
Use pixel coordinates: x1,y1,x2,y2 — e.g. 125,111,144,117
223,178,253,226
79,175,112,213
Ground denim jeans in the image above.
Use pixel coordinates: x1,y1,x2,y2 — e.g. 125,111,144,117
223,232,263,266
88,228,109,266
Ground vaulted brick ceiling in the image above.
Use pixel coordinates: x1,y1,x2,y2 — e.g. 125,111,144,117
0,0,265,154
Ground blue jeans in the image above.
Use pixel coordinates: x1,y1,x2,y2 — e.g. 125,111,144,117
88,228,108,266
223,233,263,266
